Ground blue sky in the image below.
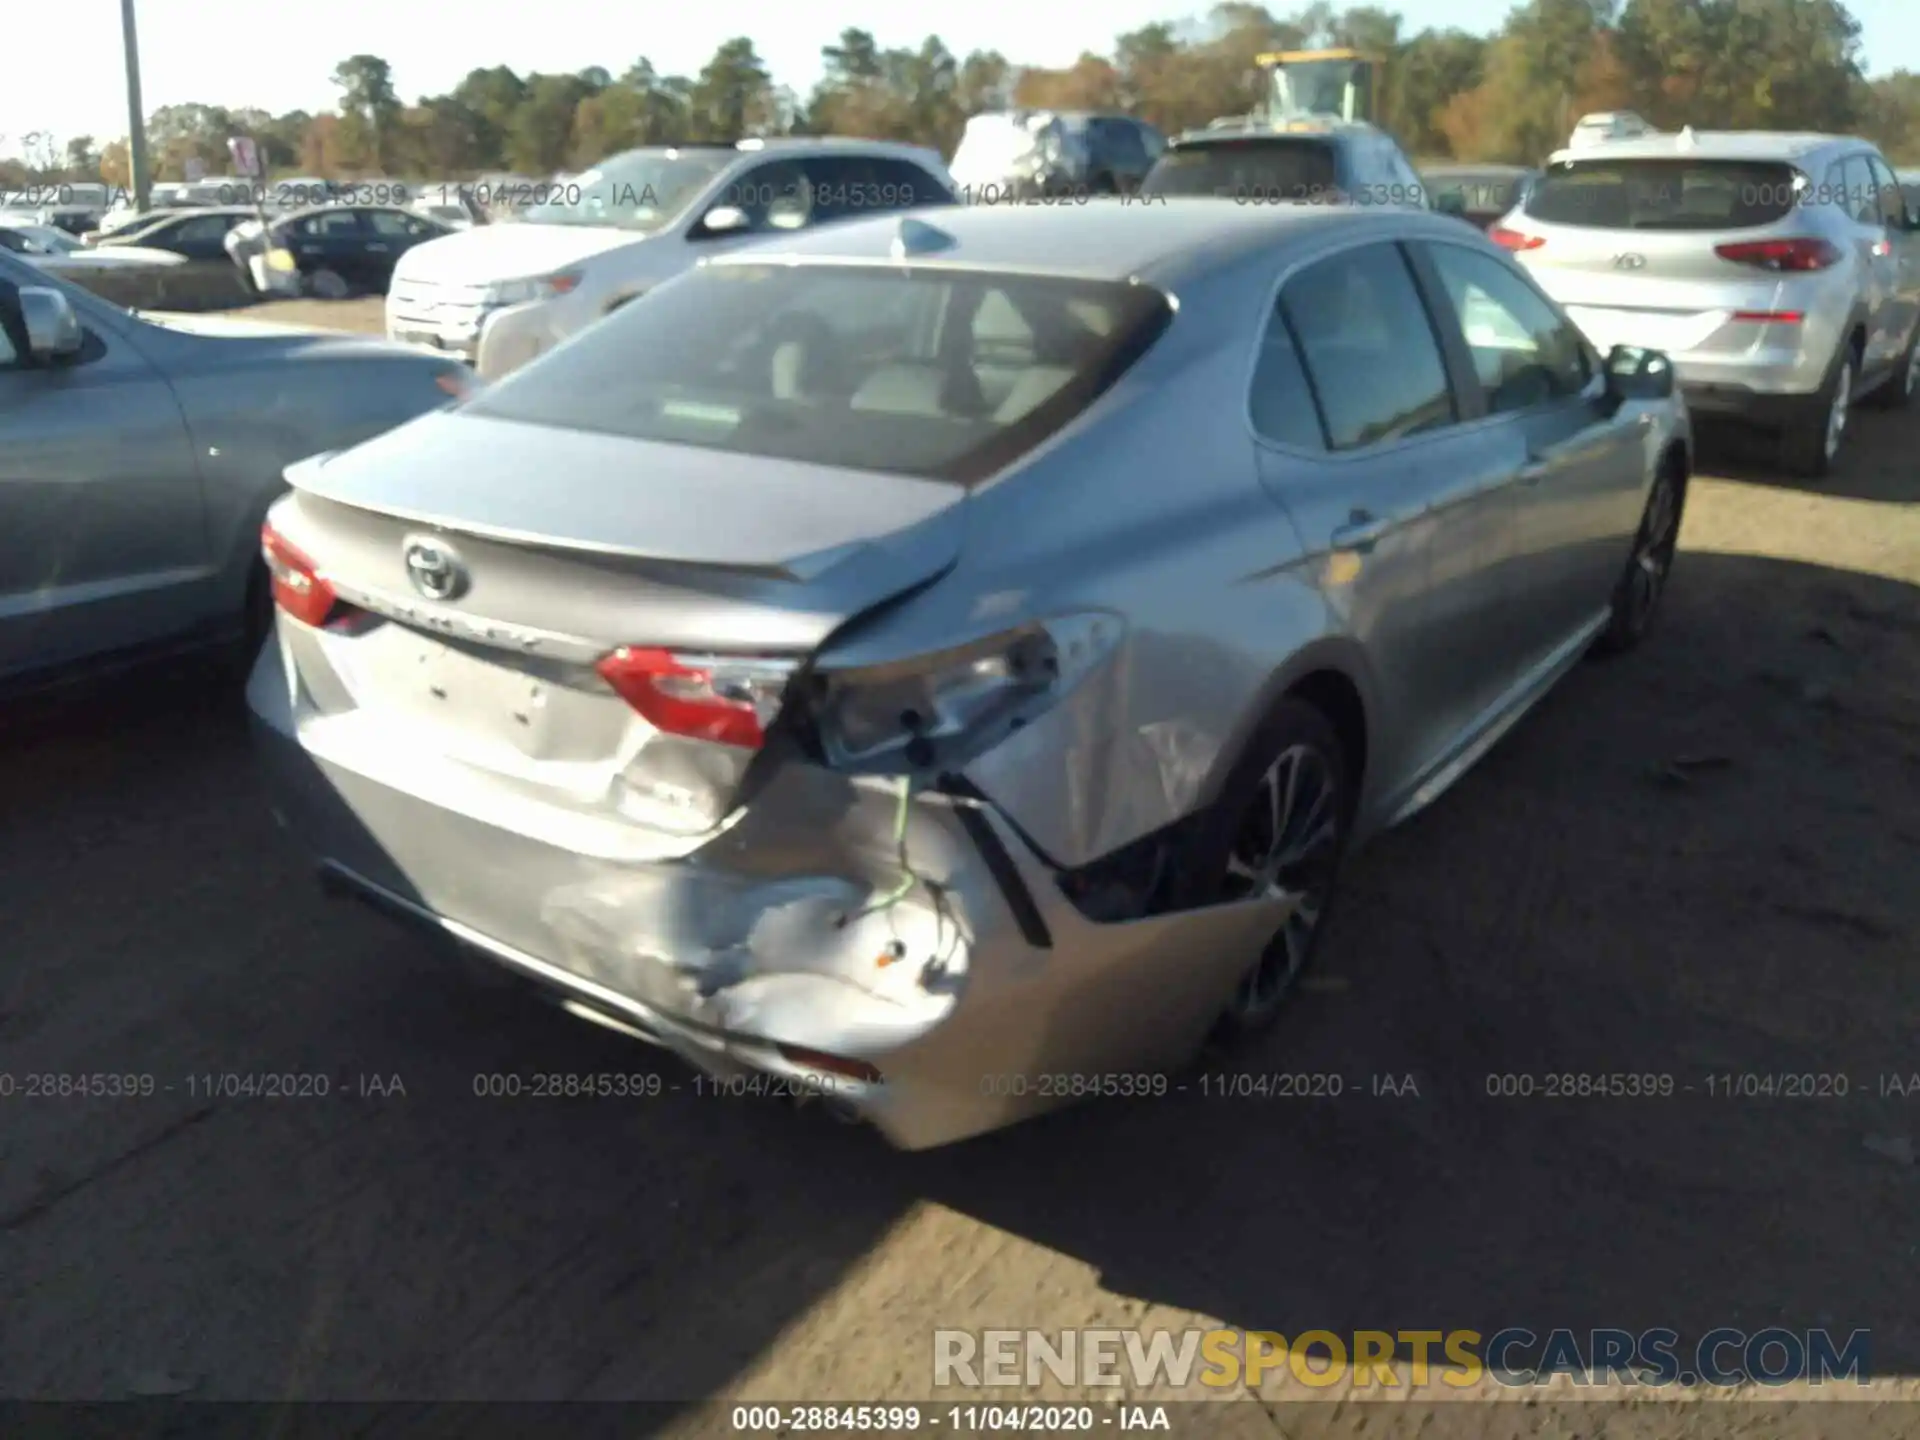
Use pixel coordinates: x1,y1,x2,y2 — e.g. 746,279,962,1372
8,0,1914,160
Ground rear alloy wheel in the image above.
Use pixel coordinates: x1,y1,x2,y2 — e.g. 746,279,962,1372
1596,461,1684,654
1172,699,1350,1039
1784,348,1853,479
307,267,350,300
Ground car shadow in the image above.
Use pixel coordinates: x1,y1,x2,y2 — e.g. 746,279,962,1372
0,660,932,1409
910,548,1920,1382
1693,409,1920,504
2,548,1916,1411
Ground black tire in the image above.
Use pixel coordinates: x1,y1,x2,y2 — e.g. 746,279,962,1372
1168,697,1352,1041
306,267,350,300
228,565,274,690
1781,339,1857,479
1864,323,1920,411
1594,457,1686,655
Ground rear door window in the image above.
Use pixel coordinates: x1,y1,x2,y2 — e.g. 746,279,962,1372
171,214,233,244
1279,242,1455,450
1526,159,1803,230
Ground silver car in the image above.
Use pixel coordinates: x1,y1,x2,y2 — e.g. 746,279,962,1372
0,252,473,690
1493,130,1920,477
250,203,1690,1149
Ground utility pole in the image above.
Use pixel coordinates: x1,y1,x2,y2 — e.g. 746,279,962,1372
120,0,151,211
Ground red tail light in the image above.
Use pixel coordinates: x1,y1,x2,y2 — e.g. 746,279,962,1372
1714,238,1841,272
1731,310,1805,324
595,647,791,749
776,1046,883,1085
1489,226,1543,251
260,520,338,627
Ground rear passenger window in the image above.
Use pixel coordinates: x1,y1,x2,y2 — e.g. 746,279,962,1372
1249,309,1326,450
1280,243,1455,450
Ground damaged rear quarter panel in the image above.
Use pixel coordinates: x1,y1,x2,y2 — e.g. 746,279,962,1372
819,323,1334,872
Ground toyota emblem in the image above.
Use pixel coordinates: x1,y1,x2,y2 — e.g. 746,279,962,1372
1613,252,1647,270
403,535,466,601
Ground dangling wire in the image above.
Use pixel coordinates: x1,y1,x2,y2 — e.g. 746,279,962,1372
839,774,919,925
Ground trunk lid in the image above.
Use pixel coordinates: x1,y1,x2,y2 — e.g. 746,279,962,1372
272,411,967,835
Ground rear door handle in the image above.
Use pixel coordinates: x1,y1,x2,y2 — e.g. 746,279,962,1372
1331,510,1391,552
366,243,389,252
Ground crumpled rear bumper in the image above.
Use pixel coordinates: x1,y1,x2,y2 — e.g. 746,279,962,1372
247,637,1289,1149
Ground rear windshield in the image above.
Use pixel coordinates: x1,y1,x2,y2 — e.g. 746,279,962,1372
468,263,1172,484
1141,140,1338,202
1525,159,1801,230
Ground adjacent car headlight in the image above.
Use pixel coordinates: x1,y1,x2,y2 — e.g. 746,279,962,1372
483,269,583,306
813,614,1123,772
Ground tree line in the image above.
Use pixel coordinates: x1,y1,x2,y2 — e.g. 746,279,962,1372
9,0,1920,192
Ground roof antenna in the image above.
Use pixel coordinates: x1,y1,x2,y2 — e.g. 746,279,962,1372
891,217,956,260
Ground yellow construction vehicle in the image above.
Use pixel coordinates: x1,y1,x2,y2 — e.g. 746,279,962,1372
1256,49,1385,127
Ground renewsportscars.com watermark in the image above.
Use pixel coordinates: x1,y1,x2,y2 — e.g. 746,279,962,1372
934,1327,1871,1390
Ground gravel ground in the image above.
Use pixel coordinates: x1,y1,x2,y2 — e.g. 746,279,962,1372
2,296,1918,1434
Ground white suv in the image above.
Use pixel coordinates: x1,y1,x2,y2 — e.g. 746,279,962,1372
386,138,959,380
1495,130,1920,477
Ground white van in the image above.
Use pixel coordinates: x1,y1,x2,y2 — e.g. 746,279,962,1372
384,138,958,379
1568,112,1653,149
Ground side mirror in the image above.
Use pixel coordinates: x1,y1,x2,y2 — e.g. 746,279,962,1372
19,286,83,361
698,204,749,237
1433,190,1468,218
1604,343,1674,403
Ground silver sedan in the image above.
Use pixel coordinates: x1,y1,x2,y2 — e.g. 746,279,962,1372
0,251,473,689
249,200,1691,1148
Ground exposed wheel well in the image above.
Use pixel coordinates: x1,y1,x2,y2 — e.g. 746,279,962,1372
1051,664,1371,923
1286,668,1368,801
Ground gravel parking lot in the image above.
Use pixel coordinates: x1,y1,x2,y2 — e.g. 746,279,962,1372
3,295,1918,1431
